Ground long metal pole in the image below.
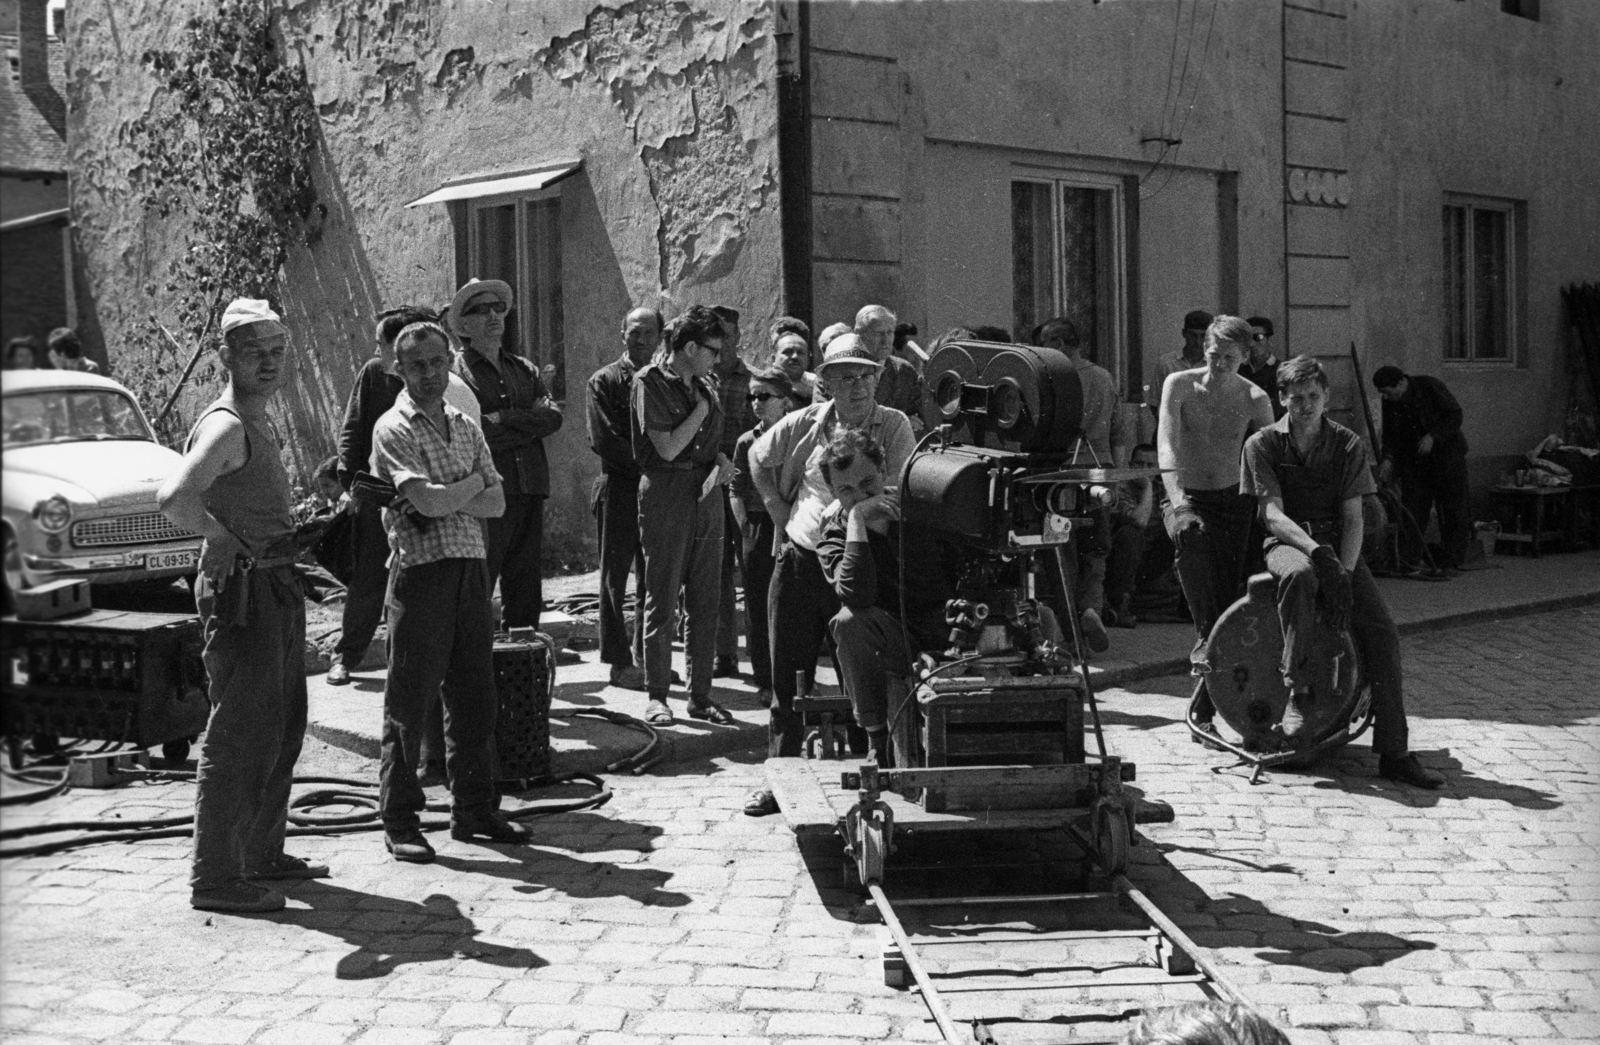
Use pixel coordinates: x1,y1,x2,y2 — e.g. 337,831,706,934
868,882,962,1044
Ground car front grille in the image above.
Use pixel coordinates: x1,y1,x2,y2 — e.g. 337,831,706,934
71,512,194,548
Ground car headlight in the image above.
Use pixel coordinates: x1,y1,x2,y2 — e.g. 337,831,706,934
34,495,72,533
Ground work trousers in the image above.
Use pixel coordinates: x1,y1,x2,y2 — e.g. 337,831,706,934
742,514,776,690
380,558,499,830
1398,454,1470,568
487,492,545,629
1103,518,1147,611
767,542,840,757
1169,488,1257,669
191,567,307,890
829,606,911,733
718,490,742,661
593,474,645,667
334,498,388,664
638,468,724,701
1267,545,1408,756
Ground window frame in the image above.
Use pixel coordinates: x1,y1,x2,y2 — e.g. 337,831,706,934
1441,192,1524,369
458,183,566,398
1010,169,1131,386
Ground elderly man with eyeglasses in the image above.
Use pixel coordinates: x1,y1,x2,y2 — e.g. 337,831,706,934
745,334,916,816
450,278,563,631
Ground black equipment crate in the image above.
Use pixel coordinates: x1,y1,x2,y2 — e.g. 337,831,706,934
911,675,1087,813
492,637,551,782
1,610,209,748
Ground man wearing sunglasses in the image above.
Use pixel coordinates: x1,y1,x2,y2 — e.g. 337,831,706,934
632,305,736,726
1239,316,1284,421
451,278,563,632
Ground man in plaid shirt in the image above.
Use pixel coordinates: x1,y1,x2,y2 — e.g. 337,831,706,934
370,321,528,863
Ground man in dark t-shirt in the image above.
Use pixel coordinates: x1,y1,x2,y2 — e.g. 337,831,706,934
1240,356,1442,789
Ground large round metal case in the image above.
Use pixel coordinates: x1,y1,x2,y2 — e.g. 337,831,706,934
1202,573,1367,758
921,340,1084,454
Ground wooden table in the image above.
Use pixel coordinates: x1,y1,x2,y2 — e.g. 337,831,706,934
1489,484,1572,557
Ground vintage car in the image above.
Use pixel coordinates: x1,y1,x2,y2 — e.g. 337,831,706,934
3,369,202,590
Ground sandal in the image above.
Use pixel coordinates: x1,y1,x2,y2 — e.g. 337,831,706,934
743,789,779,817
687,699,734,725
644,700,674,725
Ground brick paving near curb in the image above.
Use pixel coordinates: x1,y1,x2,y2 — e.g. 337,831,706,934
1,606,1596,1045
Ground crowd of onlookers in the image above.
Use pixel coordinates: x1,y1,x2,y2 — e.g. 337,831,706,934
4,328,103,373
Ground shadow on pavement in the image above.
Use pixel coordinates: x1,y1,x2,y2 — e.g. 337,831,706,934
1298,747,1562,810
270,881,547,980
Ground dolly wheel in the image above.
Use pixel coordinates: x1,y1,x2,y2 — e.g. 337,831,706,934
858,817,888,887
1094,805,1130,876
161,738,192,765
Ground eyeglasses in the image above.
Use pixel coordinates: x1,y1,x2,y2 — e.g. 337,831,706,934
1252,333,1268,342
747,392,782,403
826,371,875,387
462,301,508,317
696,340,723,358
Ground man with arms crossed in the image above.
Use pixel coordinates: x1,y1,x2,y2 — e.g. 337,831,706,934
1241,357,1443,789
1158,316,1275,742
160,298,322,913
372,321,528,863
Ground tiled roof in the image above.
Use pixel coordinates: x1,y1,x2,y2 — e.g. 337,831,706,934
0,34,68,176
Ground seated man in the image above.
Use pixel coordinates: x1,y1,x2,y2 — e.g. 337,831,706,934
815,428,951,766
1240,356,1443,789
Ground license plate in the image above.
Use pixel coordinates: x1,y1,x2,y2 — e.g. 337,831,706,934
146,549,200,572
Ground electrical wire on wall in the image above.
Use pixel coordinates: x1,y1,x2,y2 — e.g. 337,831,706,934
1139,0,1222,203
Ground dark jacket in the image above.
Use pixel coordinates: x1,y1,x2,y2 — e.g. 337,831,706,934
460,347,564,497
587,353,644,481
1381,374,1467,469
336,358,403,490
816,509,952,649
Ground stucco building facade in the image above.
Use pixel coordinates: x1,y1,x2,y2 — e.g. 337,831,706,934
65,0,1599,561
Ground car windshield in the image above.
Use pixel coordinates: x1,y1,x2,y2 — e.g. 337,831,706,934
2,390,154,448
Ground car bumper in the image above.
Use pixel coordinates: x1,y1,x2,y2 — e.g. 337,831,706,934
23,544,202,587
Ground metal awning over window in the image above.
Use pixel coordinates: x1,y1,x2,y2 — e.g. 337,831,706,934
404,159,581,209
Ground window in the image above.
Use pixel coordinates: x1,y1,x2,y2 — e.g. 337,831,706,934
459,190,565,397
1011,173,1128,380
1442,196,1521,364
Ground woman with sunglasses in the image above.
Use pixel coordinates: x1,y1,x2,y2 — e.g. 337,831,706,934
730,367,798,706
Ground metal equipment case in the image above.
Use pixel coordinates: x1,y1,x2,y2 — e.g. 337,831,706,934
491,636,552,784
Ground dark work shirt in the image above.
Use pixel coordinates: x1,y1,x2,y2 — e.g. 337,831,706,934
732,423,767,516
1381,374,1466,468
1241,414,1377,526
715,359,756,459
587,353,644,480
816,509,951,650
460,347,564,497
632,360,724,472
1239,356,1283,420
336,357,403,490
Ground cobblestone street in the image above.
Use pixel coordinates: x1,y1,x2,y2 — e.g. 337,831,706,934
2,607,1596,1045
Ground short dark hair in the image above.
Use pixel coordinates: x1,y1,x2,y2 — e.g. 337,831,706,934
969,325,1012,344
1183,309,1215,332
893,322,917,351
1038,317,1080,349
771,316,810,344
712,305,741,326
819,426,886,485
1372,365,1407,390
393,320,451,360
47,327,81,357
665,305,726,356
1132,442,1158,459
1245,316,1275,337
1205,315,1254,354
1277,355,1328,391
5,336,44,367
748,365,795,401
376,305,440,348
314,454,341,484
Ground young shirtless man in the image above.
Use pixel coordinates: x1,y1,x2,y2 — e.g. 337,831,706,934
1157,316,1275,739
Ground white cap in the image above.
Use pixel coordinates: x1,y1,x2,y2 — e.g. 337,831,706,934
220,298,282,334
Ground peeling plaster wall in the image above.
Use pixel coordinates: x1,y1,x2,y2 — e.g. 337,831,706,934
66,0,784,563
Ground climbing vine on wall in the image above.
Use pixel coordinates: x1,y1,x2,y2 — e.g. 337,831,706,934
121,0,321,440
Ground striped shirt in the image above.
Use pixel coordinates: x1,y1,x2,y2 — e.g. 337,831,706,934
371,389,502,568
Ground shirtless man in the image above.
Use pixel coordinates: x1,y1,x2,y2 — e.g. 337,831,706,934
1157,315,1275,738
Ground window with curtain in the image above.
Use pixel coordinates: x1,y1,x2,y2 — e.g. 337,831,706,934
1442,196,1518,364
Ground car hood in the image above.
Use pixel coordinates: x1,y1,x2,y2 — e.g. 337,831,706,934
4,440,184,510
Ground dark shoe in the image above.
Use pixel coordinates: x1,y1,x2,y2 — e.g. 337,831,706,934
644,699,674,725
245,854,330,881
1079,609,1110,654
1379,753,1444,789
450,810,531,844
669,670,685,686
384,828,436,864
686,699,734,725
1278,690,1310,739
192,883,286,913
713,656,740,678
415,760,447,789
744,788,779,817
325,661,351,686
1190,720,1225,751
609,664,647,690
